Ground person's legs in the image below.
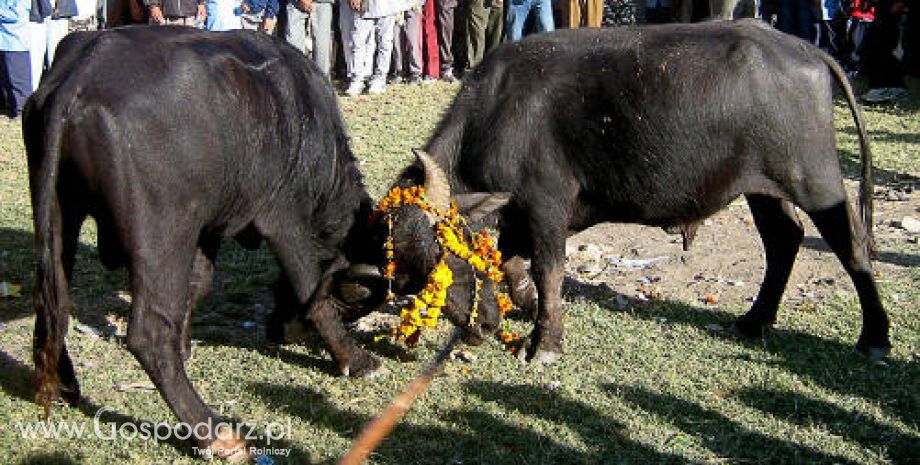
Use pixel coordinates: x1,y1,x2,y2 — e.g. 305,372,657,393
423,0,440,77
339,2,356,80
0,53,10,116
505,0,530,41
286,2,310,54
861,18,907,98
534,0,555,33
436,0,457,77
369,14,396,91
774,0,794,35
792,0,814,41
5,51,31,117
28,19,48,91
349,15,375,93
405,8,424,78
563,0,580,27
484,0,503,53
46,18,70,69
391,14,406,79
466,0,488,69
312,2,334,76
586,0,603,27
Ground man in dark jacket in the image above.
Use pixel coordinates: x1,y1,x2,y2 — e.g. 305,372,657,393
145,0,205,25
29,0,77,91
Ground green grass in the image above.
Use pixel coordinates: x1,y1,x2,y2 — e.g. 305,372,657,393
0,76,918,465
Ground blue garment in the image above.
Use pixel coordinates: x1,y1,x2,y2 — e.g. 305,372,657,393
1,50,30,116
243,0,278,18
30,0,77,21
0,0,30,51
820,0,839,20
774,0,814,41
205,0,242,30
505,0,552,42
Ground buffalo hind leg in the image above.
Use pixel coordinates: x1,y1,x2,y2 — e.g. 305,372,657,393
180,243,218,362
498,207,539,320
807,202,890,359
127,240,248,461
734,195,804,338
502,256,538,321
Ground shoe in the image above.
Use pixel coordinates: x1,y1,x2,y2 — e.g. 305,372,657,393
388,74,404,85
345,80,365,96
407,74,422,85
367,78,386,94
862,87,908,103
441,68,456,83
422,75,437,84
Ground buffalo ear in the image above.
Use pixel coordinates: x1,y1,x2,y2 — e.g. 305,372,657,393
453,192,511,222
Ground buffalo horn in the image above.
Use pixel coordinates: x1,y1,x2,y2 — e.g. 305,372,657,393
415,149,451,212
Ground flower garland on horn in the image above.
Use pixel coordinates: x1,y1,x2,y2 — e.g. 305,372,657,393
375,186,520,350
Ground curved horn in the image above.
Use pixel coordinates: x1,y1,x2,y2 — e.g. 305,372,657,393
414,149,451,212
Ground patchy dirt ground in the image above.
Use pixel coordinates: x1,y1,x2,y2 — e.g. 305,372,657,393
562,181,920,314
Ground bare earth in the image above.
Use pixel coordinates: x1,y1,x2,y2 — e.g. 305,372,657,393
561,180,919,315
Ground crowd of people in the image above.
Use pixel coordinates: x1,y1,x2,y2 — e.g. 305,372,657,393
0,0,916,117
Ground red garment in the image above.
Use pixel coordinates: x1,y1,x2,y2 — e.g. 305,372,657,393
851,0,875,21
423,0,440,78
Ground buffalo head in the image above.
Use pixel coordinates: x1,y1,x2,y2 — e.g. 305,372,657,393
377,150,510,346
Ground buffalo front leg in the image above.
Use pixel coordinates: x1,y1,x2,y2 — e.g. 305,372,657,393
264,223,382,378
519,208,567,365
127,243,248,461
734,195,804,338
807,202,890,360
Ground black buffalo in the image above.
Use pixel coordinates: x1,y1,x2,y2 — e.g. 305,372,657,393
393,20,891,364
24,26,494,460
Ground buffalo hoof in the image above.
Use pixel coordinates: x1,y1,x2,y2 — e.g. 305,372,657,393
60,382,81,407
855,339,891,363
340,351,383,378
530,349,562,366
730,317,770,339
515,335,562,365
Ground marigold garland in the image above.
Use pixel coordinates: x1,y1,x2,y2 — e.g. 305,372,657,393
376,186,520,350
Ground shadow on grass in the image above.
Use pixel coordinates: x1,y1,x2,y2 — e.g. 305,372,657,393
0,349,194,457
248,380,690,465
604,383,868,465
563,277,919,430
0,348,314,462
837,146,920,189
802,235,920,268
734,387,919,463
16,452,82,465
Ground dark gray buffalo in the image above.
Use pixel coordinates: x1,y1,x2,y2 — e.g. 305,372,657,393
25,26,497,460
391,20,891,364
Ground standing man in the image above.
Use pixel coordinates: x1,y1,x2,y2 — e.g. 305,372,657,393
562,0,602,27
391,0,424,84
145,0,205,26
285,0,334,77
239,0,279,32
464,0,501,72
28,0,76,91
505,0,553,42
0,0,31,117
435,0,456,81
